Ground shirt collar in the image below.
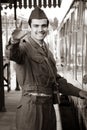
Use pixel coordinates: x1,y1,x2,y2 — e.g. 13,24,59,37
31,35,44,47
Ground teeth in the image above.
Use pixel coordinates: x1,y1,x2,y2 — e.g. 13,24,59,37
38,34,43,35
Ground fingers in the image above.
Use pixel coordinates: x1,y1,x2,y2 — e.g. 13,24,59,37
17,20,22,30
11,20,22,38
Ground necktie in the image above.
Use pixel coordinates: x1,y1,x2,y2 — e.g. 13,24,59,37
42,44,47,55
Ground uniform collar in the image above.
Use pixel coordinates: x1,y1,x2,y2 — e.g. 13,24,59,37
22,34,48,57
30,36,48,56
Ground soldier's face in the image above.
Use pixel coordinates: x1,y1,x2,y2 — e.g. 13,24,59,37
30,19,48,42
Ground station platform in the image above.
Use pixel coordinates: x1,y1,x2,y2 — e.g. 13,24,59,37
0,91,21,130
0,90,62,130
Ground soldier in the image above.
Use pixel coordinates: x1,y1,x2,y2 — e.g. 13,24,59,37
5,7,87,130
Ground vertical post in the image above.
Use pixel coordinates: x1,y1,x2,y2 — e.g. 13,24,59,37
14,0,17,28
81,1,84,88
0,1,6,112
75,31,77,80
85,34,87,73
14,0,20,91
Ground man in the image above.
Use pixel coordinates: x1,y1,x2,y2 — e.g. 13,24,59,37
5,7,87,130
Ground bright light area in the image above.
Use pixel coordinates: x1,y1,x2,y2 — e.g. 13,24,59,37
1,0,73,23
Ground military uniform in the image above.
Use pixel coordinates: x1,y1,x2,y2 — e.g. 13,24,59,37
5,7,82,130
5,34,81,130
6,34,57,130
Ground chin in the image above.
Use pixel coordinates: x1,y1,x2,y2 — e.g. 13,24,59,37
37,36,45,40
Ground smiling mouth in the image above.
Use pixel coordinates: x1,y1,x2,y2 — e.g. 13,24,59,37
37,33,44,36
38,31,45,34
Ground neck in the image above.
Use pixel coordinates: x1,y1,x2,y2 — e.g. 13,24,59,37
31,36,43,46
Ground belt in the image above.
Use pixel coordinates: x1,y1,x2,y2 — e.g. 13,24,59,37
26,92,52,97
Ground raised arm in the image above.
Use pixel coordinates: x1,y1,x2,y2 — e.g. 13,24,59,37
5,21,26,64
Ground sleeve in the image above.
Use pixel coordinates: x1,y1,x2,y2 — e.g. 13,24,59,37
56,75,81,97
5,38,25,64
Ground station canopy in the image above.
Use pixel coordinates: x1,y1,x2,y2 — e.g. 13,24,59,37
1,0,62,9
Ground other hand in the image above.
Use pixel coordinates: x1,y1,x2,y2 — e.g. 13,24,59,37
12,21,27,40
79,90,87,99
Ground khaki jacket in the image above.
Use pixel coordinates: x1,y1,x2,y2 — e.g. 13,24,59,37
6,34,81,97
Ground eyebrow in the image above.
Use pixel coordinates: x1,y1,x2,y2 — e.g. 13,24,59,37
33,24,47,26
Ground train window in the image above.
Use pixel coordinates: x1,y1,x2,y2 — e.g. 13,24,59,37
58,0,87,86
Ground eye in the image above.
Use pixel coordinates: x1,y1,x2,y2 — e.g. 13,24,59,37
33,24,39,28
42,24,47,28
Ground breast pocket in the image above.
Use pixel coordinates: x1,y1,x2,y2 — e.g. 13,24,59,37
31,55,51,86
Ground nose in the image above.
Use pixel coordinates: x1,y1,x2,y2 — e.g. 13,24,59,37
38,26,43,31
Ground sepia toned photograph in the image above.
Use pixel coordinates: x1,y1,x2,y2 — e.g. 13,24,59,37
0,0,87,130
